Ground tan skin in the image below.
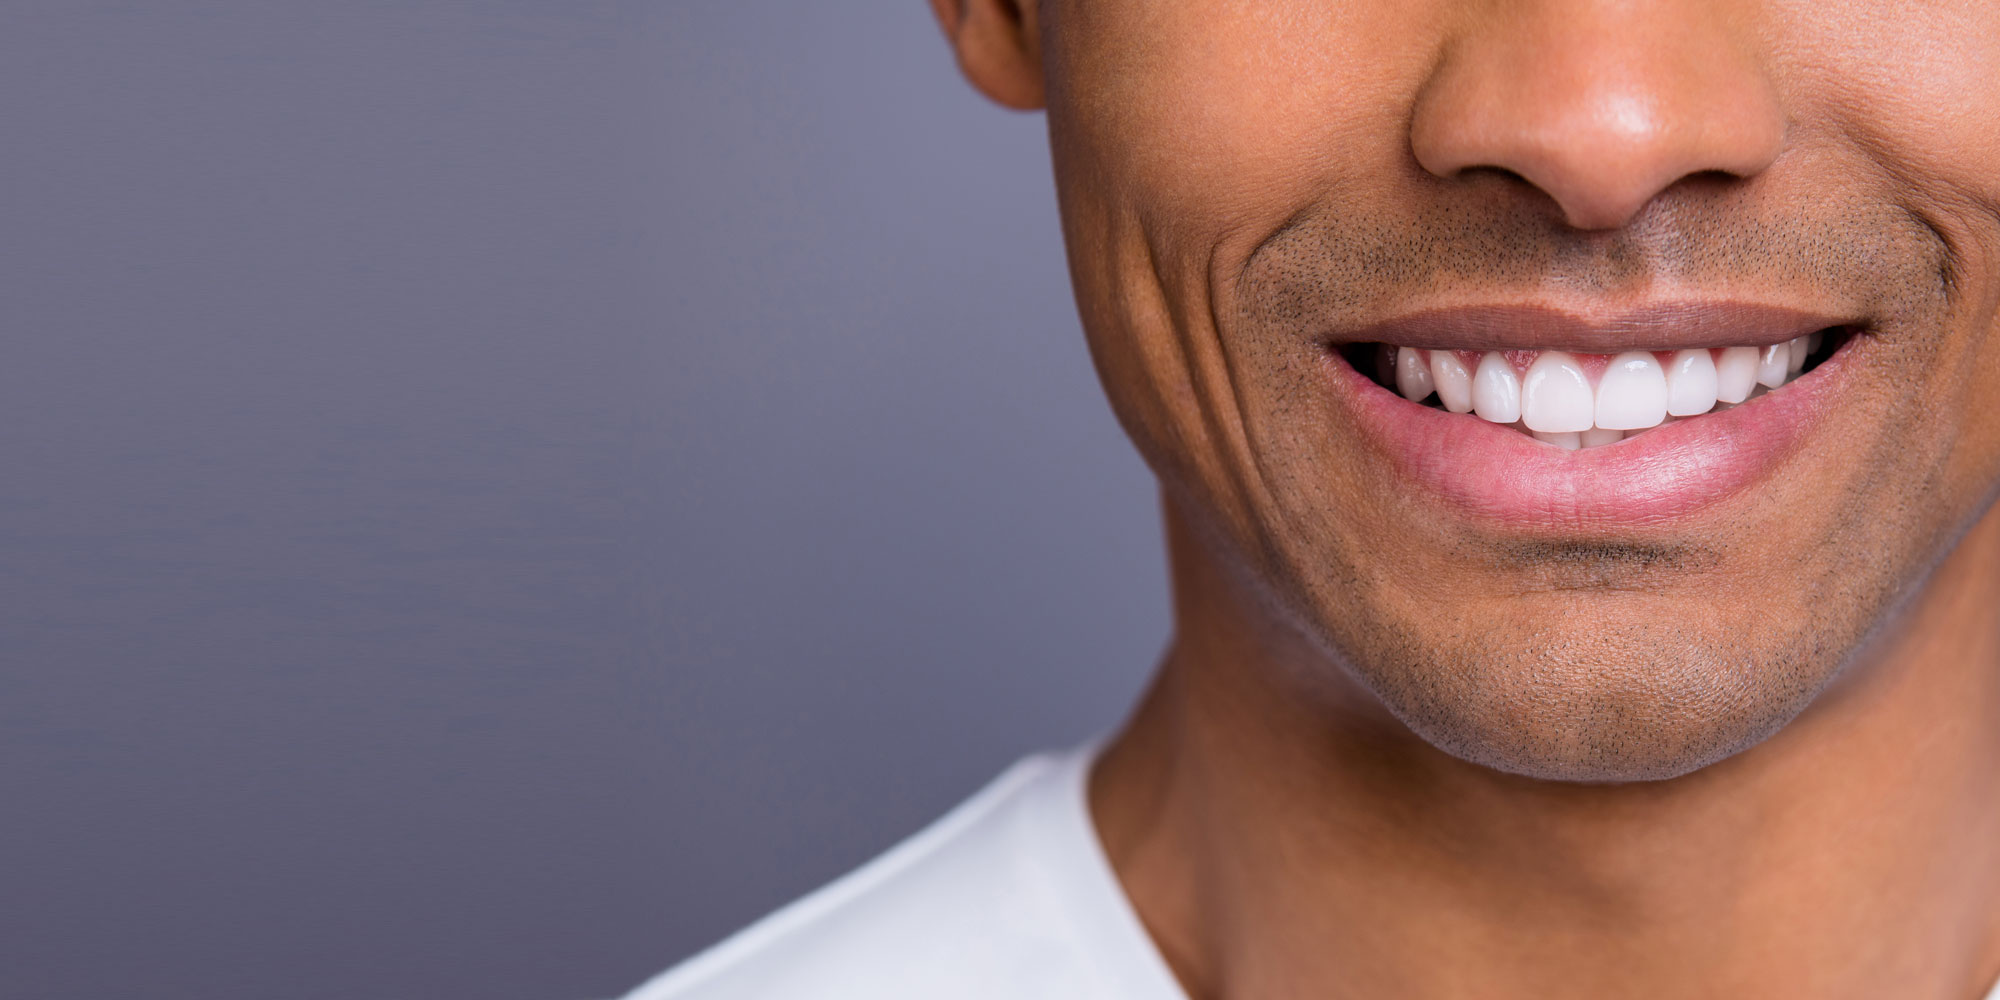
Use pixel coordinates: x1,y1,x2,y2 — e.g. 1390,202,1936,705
931,1,2000,997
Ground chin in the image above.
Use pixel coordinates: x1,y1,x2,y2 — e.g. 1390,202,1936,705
1336,620,1840,783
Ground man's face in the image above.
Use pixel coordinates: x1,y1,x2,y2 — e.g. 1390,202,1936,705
1037,0,2000,780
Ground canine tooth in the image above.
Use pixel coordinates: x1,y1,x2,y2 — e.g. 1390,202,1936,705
1471,351,1521,424
1664,349,1720,417
1756,344,1789,388
1581,427,1624,447
1808,330,1824,356
1533,430,1582,450
1430,351,1474,412
1396,347,1435,401
1716,346,1758,403
1522,352,1595,433
1595,351,1669,430
1787,336,1808,375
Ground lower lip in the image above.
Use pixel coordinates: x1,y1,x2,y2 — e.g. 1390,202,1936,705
1326,344,1852,529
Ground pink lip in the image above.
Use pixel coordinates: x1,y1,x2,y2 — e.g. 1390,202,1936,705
1327,334,1855,530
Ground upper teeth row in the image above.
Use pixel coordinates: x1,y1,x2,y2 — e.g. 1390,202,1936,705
1390,334,1820,449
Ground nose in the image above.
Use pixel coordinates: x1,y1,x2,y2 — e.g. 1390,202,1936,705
1408,0,1786,231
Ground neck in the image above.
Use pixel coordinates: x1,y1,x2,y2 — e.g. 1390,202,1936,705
1092,496,2000,1000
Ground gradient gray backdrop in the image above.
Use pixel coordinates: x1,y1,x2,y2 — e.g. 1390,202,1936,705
3,4,1167,998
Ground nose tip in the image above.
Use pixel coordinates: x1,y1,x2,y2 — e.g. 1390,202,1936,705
1409,6,1786,231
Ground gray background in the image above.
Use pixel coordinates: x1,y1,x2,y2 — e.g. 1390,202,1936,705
2,3,1166,998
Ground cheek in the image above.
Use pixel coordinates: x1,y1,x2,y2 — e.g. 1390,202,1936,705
1046,0,1436,244
1046,0,1446,541
1782,2,2000,206
1778,1,2000,494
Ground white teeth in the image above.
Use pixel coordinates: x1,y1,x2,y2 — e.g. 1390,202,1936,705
1756,343,1790,388
1382,333,1832,449
1594,351,1669,430
1521,352,1594,433
1395,347,1435,402
1471,351,1521,424
1664,349,1720,417
1716,346,1759,403
1429,351,1475,413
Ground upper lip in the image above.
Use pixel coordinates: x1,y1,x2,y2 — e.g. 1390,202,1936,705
1330,302,1859,353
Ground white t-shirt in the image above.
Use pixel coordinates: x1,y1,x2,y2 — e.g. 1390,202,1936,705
621,744,1184,999
624,745,2000,1000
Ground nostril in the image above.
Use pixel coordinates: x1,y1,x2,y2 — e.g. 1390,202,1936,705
1458,164,1529,184
1430,164,1578,221
1448,164,1535,188
1418,163,1636,230
1674,168,1752,196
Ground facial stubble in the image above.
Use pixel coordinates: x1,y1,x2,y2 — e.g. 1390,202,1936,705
1195,185,1968,782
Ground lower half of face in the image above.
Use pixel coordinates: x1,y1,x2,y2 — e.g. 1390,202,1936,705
1256,325,1987,782
1044,0,2000,781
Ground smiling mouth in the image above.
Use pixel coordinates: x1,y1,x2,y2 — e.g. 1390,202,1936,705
1317,302,1868,526
1339,328,1854,449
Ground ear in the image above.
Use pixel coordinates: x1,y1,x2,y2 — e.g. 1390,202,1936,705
928,0,1044,110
